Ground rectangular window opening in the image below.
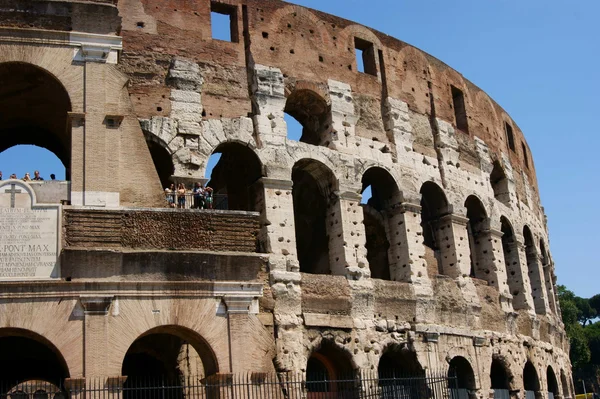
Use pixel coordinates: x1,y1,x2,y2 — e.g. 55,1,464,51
451,85,468,133
354,37,377,76
522,142,529,168
211,2,238,42
505,122,515,152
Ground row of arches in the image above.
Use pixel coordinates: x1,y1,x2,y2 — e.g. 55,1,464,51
145,139,555,314
307,340,572,399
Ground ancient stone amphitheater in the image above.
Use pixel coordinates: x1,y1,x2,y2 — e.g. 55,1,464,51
0,0,572,398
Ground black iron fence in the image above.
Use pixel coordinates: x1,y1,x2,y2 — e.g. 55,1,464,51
0,370,456,399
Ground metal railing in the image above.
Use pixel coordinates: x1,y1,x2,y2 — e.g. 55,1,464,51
0,370,456,399
165,193,228,210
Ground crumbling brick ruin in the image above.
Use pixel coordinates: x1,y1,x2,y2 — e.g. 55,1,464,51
0,0,572,398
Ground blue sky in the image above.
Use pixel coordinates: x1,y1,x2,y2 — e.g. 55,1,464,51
1,1,596,296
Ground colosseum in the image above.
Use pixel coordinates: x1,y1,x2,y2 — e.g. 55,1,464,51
0,0,573,398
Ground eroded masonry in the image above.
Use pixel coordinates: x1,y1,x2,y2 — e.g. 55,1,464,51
0,0,572,398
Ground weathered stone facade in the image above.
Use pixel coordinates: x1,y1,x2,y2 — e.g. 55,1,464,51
0,0,572,398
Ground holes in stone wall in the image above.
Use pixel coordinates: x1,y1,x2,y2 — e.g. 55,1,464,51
354,37,377,76
210,2,238,42
505,122,515,152
451,85,468,133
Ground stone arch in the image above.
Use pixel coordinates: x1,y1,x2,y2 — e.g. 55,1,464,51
361,166,403,280
292,158,338,274
143,130,175,190
284,87,331,146
448,356,477,392
547,366,559,399
0,328,70,386
491,356,513,391
501,216,529,310
420,181,449,276
0,62,72,179
205,142,264,211
524,225,547,314
491,160,511,206
270,4,333,49
378,344,425,377
306,339,356,395
523,360,541,393
465,195,495,284
121,324,219,380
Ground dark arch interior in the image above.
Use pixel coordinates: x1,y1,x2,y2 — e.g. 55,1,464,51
0,330,69,386
420,182,448,275
448,356,476,390
292,159,335,274
490,358,510,390
306,340,354,393
490,161,510,205
145,138,174,190
284,89,330,146
0,62,71,179
547,367,559,395
560,370,570,398
361,168,401,281
378,347,424,377
523,361,540,392
122,327,217,385
207,143,263,211
465,196,488,279
500,217,522,297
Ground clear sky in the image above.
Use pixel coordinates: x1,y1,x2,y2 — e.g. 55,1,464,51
1,0,596,297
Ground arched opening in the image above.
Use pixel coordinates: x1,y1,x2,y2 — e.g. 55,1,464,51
524,226,547,314
306,340,354,397
540,240,557,313
465,196,490,281
284,89,330,146
560,370,570,399
0,145,66,182
292,159,337,274
524,361,540,399
122,325,218,394
448,356,476,399
490,161,510,206
0,62,72,182
501,217,527,310
0,328,70,386
206,142,263,211
361,167,403,280
547,367,559,399
420,182,449,276
144,136,174,190
491,358,511,399
378,346,426,399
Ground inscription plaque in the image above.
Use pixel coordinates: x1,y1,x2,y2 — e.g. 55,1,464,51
0,180,61,280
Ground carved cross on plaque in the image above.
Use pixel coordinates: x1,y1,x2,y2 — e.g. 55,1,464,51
4,184,22,208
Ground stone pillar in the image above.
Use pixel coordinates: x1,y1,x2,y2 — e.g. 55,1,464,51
543,261,558,314
511,235,535,313
327,191,369,279
251,65,287,147
327,80,358,151
80,296,114,377
385,202,432,295
68,112,85,204
476,228,513,312
437,214,480,306
526,248,551,315
383,97,414,163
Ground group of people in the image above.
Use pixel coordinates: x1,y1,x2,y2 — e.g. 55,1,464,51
0,170,55,181
165,182,214,209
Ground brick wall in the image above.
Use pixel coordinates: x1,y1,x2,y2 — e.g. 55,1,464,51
64,207,260,252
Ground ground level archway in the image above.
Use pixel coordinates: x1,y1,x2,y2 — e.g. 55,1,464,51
0,328,70,386
306,340,354,397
